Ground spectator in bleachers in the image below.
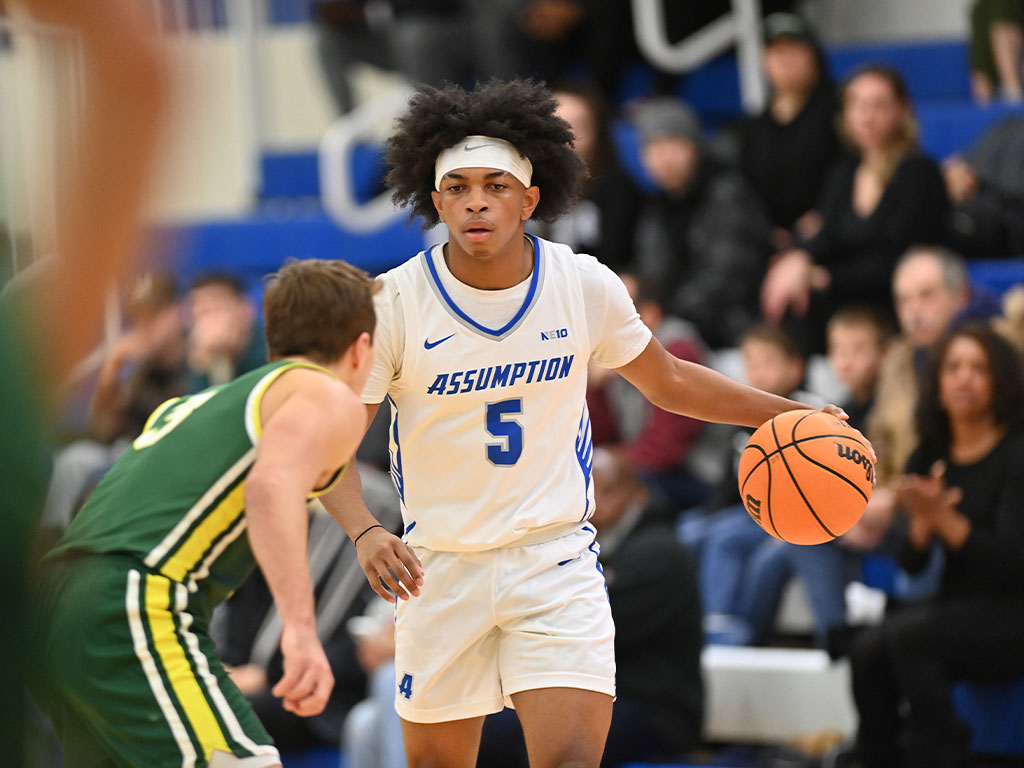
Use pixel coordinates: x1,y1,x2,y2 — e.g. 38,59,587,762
589,447,704,766
186,271,266,392
530,80,638,266
734,12,841,251
40,273,187,534
698,307,891,654
476,446,704,767
968,0,1024,104
683,325,835,646
628,96,772,348
761,65,949,354
315,1,639,114
839,324,1024,768
855,246,1000,552
89,272,187,444
944,115,1024,258
994,283,1024,349
827,306,892,431
587,273,708,512
314,1,490,114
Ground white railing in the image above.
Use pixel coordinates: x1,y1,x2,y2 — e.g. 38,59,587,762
319,84,414,235
631,0,766,113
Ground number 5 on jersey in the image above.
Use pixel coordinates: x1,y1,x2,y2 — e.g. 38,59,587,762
486,399,523,466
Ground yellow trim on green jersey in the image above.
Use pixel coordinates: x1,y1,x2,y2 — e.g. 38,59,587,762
141,396,182,433
143,448,255,572
161,480,247,584
144,573,231,758
244,360,339,444
310,462,347,498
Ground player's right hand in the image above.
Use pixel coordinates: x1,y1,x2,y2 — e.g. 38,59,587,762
355,527,425,603
274,625,334,717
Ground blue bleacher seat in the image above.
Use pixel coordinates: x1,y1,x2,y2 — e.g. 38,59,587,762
826,39,971,102
267,0,316,25
676,53,744,129
968,258,1024,296
278,746,340,768
260,144,385,203
953,678,1024,755
916,101,1024,160
157,206,424,285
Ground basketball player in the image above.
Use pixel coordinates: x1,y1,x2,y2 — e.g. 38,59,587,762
322,79,861,768
31,260,397,768
2,2,168,765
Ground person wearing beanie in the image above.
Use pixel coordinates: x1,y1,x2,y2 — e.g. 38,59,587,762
625,95,772,349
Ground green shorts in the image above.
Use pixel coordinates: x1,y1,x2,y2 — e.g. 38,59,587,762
31,555,279,768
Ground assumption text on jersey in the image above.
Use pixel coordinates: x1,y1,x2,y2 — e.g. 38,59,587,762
426,355,575,396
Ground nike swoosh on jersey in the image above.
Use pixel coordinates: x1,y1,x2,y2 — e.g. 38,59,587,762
423,333,456,350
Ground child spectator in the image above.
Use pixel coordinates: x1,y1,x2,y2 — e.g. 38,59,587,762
827,306,892,429
684,325,836,646
718,307,890,651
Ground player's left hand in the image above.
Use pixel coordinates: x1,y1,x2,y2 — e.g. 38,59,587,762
821,404,877,466
274,624,334,717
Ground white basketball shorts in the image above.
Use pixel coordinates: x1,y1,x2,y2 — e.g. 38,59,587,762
392,524,616,723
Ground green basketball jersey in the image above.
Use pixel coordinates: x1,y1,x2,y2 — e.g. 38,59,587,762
0,306,50,768
47,360,342,608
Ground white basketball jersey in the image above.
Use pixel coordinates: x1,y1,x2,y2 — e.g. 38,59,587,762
366,236,651,551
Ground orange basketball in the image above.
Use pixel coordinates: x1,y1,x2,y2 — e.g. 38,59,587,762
737,409,874,545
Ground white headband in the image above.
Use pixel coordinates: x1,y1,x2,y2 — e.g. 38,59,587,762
434,135,533,191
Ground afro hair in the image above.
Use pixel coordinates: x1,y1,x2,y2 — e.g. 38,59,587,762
385,78,586,227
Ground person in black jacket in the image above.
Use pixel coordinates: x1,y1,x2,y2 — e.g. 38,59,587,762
838,324,1024,768
628,97,772,348
761,65,950,354
735,13,842,250
591,447,704,765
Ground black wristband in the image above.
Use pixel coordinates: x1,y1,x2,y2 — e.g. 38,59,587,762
354,524,384,546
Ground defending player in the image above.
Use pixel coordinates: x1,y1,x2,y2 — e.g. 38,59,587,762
322,79,861,768
31,259,413,768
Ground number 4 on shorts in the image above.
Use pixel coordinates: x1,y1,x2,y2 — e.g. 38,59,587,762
399,673,413,699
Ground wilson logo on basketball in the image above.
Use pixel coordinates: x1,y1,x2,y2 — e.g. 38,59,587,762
835,444,875,483
744,494,762,523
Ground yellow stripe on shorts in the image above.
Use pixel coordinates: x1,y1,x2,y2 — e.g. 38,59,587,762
160,481,246,583
144,573,232,759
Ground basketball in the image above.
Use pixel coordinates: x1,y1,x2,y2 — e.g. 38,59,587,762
737,409,874,545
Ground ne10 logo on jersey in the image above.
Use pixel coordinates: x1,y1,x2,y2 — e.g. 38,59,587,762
541,328,568,340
